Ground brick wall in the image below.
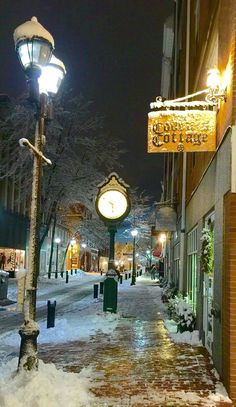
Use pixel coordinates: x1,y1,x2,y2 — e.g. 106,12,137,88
223,191,236,404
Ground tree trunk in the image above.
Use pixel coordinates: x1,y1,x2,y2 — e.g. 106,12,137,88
39,201,57,249
48,212,57,278
61,241,70,272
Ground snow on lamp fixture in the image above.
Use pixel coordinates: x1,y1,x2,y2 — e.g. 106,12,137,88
14,17,54,102
14,17,54,71
38,55,66,95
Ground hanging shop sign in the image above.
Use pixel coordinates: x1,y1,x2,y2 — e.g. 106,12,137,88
147,110,216,153
155,205,176,232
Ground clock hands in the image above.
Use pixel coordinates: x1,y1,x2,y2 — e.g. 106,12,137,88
108,201,114,213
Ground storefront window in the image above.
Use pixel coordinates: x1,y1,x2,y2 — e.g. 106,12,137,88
187,227,198,312
0,247,25,272
173,242,180,286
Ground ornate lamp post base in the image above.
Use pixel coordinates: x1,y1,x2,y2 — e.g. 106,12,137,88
18,321,39,371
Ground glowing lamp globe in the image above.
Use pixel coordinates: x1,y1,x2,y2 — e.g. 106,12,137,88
131,229,138,237
206,68,220,90
38,55,66,95
14,17,54,72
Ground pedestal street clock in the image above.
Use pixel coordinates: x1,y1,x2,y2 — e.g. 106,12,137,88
95,172,130,269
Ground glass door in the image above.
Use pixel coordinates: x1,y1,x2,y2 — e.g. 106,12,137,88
203,274,213,354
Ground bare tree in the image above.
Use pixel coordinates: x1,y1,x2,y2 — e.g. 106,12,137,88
0,92,124,246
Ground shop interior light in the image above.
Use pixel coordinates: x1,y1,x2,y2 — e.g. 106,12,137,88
159,233,167,244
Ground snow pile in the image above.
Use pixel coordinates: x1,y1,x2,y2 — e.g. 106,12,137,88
0,358,95,407
209,382,232,403
169,329,202,345
129,389,230,406
164,319,202,345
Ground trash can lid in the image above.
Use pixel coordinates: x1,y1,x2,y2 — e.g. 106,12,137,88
106,269,117,278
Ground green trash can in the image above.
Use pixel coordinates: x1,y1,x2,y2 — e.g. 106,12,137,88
103,269,118,313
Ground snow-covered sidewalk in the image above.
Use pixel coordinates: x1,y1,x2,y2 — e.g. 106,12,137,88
0,275,232,406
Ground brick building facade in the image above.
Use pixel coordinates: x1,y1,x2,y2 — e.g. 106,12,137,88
159,0,236,403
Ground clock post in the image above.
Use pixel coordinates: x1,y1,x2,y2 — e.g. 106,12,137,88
108,224,117,270
95,173,130,313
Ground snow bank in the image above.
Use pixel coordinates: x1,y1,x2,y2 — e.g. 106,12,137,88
169,330,202,345
164,319,202,345
0,358,95,407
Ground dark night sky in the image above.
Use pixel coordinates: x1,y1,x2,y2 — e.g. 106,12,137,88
0,0,173,199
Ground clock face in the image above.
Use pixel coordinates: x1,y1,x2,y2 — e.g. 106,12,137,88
97,190,128,220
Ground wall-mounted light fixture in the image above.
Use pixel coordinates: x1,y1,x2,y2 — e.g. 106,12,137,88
151,66,229,110
205,68,227,104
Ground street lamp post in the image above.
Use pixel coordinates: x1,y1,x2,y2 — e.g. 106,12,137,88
54,237,61,279
131,229,138,286
14,17,66,371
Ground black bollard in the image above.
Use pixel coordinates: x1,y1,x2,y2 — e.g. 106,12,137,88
55,271,58,279
125,273,128,280
66,271,69,283
129,273,131,279
120,275,123,284
100,281,104,294
70,269,73,275
94,284,99,298
75,269,77,274
60,271,64,278
47,300,56,328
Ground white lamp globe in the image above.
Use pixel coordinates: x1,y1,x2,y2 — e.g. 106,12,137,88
38,55,66,95
14,17,54,72
131,229,138,237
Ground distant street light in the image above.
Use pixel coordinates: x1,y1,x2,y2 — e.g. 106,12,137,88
14,16,66,371
54,237,61,279
131,229,138,286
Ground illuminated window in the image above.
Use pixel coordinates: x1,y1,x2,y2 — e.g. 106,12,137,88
187,226,198,312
